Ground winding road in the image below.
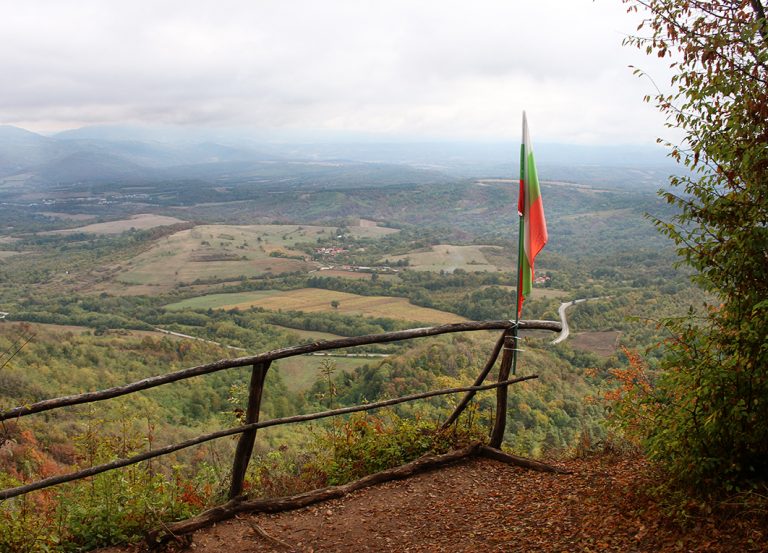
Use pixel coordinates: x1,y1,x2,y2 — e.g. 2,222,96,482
551,297,608,345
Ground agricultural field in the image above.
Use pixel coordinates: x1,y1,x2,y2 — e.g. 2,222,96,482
273,355,371,391
165,290,282,310
382,244,509,273
115,223,400,288
46,213,186,234
165,288,466,325
569,330,622,357
0,250,23,259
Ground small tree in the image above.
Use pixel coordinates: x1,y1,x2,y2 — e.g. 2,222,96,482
330,300,340,310
619,0,768,490
319,360,337,408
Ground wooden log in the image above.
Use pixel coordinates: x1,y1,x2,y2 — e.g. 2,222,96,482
489,334,516,448
441,330,507,429
148,444,483,545
0,375,537,500
477,445,572,474
0,319,560,422
229,361,270,499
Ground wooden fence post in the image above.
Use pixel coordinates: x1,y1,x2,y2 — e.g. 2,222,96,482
489,334,515,448
229,361,270,499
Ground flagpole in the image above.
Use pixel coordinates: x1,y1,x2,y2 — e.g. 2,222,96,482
512,113,526,375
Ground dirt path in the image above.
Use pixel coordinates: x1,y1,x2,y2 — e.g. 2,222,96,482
103,454,767,552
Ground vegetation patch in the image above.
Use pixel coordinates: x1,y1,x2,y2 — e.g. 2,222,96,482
383,244,508,272
266,325,345,341
485,284,567,300
37,212,97,221
312,269,378,280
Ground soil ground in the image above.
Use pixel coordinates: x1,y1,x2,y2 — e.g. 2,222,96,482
101,454,767,553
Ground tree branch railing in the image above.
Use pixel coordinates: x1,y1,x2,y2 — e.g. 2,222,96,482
0,320,558,422
0,375,538,501
0,318,561,506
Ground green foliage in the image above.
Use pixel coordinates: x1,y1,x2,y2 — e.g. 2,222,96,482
0,411,220,552
304,334,608,459
313,409,486,486
55,468,195,551
244,446,327,498
619,0,768,491
263,309,411,336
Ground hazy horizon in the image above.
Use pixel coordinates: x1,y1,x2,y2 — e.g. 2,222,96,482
0,121,676,172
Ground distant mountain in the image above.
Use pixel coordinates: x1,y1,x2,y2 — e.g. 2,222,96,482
34,151,152,184
0,124,679,191
0,125,283,186
54,138,274,169
54,124,198,143
0,125,455,192
0,125,74,176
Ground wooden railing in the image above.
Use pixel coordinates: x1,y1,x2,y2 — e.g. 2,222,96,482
0,319,561,509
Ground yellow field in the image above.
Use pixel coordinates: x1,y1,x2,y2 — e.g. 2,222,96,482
175,288,466,325
383,244,509,273
47,213,186,235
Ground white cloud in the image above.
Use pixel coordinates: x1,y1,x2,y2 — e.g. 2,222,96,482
0,0,677,144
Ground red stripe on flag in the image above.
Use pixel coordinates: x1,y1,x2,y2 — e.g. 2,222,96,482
527,194,548,263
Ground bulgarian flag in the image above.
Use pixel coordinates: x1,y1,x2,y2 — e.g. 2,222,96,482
516,112,548,319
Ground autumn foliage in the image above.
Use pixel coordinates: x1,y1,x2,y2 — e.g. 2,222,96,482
620,0,768,491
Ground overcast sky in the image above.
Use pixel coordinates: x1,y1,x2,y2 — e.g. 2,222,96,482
0,0,676,145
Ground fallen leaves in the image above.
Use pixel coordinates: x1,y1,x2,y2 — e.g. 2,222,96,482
97,452,767,553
